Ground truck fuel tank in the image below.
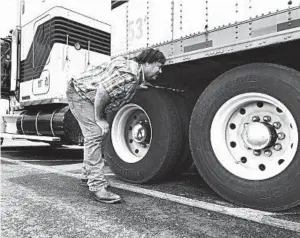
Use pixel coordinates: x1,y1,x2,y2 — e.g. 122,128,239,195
15,105,83,144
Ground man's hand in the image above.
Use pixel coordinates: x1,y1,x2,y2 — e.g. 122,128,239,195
138,82,153,90
94,85,110,135
96,119,110,135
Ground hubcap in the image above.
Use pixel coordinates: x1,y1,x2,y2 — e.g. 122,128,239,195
132,121,150,143
242,122,271,150
132,123,147,142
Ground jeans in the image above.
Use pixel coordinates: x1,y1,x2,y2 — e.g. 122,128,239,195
66,81,108,191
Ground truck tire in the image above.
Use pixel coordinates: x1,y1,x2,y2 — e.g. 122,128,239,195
165,90,193,175
105,88,183,183
189,63,300,211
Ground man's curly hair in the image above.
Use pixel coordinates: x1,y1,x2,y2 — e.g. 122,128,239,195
133,48,166,65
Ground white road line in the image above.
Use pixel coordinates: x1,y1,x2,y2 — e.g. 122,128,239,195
111,183,300,232
2,157,82,178
61,145,83,149
48,163,82,170
1,156,300,233
19,160,81,162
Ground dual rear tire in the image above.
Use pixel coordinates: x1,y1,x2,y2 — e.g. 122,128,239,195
106,63,300,211
105,88,191,183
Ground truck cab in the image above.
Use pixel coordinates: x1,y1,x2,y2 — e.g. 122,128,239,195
1,0,111,145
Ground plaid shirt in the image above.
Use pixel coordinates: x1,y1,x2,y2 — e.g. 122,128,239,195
71,56,144,114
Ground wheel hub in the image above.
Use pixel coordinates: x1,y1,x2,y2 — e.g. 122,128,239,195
211,92,298,180
241,122,274,150
132,123,147,143
111,104,152,163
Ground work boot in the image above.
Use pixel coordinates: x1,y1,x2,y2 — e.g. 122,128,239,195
91,187,121,204
82,179,111,188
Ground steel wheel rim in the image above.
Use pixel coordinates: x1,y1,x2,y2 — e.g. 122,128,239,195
111,103,152,163
210,93,298,180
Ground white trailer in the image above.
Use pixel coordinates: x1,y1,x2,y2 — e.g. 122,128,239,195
1,0,300,211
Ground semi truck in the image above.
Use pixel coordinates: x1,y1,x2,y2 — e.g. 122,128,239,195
1,0,300,212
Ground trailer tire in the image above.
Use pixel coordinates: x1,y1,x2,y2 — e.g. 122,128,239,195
165,90,193,175
189,63,300,211
105,88,183,183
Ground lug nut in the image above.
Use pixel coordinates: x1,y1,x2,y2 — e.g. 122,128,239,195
264,150,272,157
253,150,261,156
241,157,247,163
252,116,260,122
263,116,271,122
273,122,281,129
244,123,249,128
273,143,282,151
277,132,285,140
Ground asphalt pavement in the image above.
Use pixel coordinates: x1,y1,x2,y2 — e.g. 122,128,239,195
1,140,300,238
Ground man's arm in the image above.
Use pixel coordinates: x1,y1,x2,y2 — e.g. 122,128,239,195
94,85,110,134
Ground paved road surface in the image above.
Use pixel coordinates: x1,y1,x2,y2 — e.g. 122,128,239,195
1,140,300,237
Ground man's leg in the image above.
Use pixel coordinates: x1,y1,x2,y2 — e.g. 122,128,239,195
66,83,108,191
